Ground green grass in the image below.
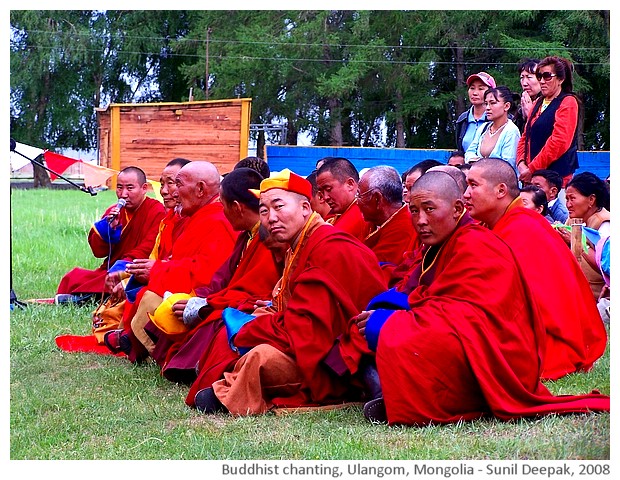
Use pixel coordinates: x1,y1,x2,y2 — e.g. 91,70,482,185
9,188,611,461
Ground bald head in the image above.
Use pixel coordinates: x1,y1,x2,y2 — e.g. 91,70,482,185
412,170,463,203
469,158,520,198
427,165,468,194
174,161,221,216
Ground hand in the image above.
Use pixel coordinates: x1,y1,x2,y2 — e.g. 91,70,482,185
125,259,155,283
353,310,374,339
104,271,122,293
110,281,126,302
556,225,571,246
518,163,532,184
107,205,123,228
521,91,533,119
253,299,273,308
171,299,189,319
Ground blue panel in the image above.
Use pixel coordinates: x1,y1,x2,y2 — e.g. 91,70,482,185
265,145,610,180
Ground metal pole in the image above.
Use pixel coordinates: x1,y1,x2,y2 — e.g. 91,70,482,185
206,27,212,100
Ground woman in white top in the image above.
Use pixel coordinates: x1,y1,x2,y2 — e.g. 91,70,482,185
465,86,521,172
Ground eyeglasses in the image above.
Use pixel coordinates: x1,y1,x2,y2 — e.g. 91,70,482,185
355,189,376,201
536,71,558,81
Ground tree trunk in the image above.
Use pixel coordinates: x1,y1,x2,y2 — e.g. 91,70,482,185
256,130,266,159
286,119,298,145
32,155,51,188
328,97,343,146
395,89,406,148
454,46,466,116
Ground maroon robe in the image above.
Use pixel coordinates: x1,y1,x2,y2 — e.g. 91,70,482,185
56,196,165,295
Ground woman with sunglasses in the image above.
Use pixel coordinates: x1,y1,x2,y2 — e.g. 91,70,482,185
516,56,580,187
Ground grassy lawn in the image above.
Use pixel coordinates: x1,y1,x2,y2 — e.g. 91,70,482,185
9,188,610,463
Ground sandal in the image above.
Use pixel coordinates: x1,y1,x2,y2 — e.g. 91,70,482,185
103,329,131,354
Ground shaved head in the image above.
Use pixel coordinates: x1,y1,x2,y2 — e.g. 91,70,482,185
470,158,520,198
412,170,463,202
427,165,468,194
175,161,221,216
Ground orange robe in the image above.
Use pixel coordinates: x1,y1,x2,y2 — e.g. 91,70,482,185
491,198,607,380
57,197,165,295
372,214,609,426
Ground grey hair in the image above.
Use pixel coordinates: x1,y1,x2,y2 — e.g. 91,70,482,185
363,165,403,205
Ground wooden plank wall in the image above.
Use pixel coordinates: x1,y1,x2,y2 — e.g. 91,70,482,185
97,100,249,181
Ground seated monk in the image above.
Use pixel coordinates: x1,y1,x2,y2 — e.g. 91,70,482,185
141,168,286,385
118,161,237,362
56,166,165,302
355,171,609,426
464,158,607,380
103,158,191,351
357,165,416,278
316,157,373,241
190,169,387,415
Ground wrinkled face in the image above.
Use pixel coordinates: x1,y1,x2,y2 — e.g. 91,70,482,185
468,80,489,106
259,189,311,244
520,70,541,96
463,166,498,224
565,185,595,219
356,177,379,225
531,176,555,201
317,171,356,214
537,65,562,99
173,169,199,216
409,189,460,246
484,93,509,122
116,171,147,211
519,191,543,214
160,165,182,209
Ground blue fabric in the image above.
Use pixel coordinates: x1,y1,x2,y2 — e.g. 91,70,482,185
600,238,610,278
365,309,395,352
582,226,601,247
222,307,255,354
108,260,131,274
366,288,410,311
94,218,122,244
124,275,144,303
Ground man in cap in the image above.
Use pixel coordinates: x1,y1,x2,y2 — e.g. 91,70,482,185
356,171,609,426
191,169,387,415
316,157,373,241
455,71,496,153
463,158,607,380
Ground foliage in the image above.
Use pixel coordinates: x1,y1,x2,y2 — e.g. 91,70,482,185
10,10,610,151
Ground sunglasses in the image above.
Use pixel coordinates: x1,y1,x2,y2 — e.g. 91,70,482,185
536,71,558,81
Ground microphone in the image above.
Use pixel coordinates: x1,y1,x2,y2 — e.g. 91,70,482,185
108,198,127,223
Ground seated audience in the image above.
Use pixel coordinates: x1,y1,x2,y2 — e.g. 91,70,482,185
447,150,465,167
401,159,443,204
520,184,554,222
306,170,332,220
531,169,569,223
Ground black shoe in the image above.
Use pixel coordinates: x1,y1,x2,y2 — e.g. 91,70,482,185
360,362,382,400
363,397,387,424
194,387,226,414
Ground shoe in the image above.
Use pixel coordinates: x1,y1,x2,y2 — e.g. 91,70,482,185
194,387,226,414
103,329,132,355
363,397,387,424
360,361,382,400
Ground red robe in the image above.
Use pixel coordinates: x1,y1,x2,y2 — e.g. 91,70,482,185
329,200,373,242
159,232,281,394
375,217,609,426
491,199,607,380
147,201,237,296
363,205,415,266
57,196,165,295
230,225,387,407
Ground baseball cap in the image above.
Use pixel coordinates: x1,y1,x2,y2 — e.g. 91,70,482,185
466,72,496,89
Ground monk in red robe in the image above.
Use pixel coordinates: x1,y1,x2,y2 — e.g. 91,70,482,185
316,157,372,241
356,171,609,426
122,161,237,362
140,168,284,386
56,166,165,299
357,165,415,274
464,158,607,380
191,169,387,415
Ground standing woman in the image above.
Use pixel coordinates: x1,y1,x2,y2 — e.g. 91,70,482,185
455,72,496,153
557,172,610,299
516,56,580,187
515,58,542,132
464,86,521,172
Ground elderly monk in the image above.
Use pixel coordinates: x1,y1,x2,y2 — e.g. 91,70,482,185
191,169,387,415
356,171,609,426
463,158,607,381
141,168,285,385
103,158,191,352
316,157,373,241
121,161,237,362
56,166,165,301
357,165,415,270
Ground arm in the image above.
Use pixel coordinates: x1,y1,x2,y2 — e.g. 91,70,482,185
464,124,484,163
498,125,521,170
